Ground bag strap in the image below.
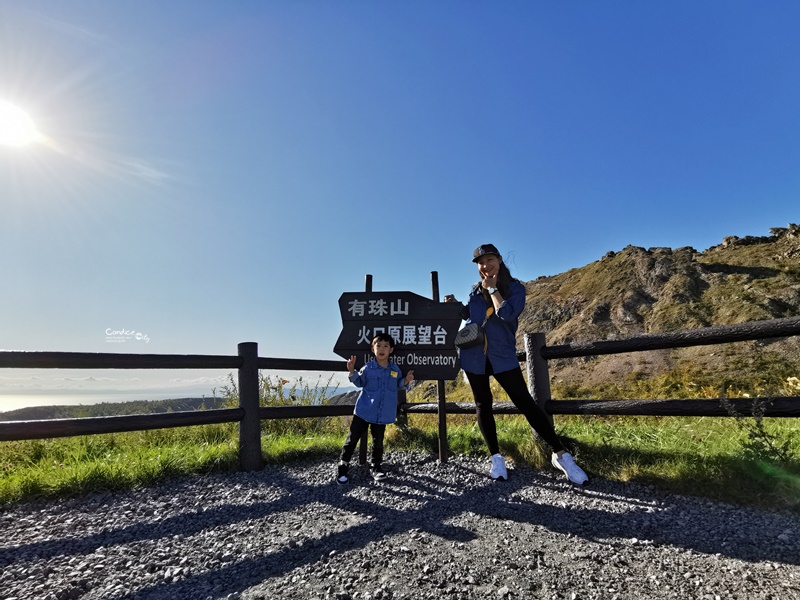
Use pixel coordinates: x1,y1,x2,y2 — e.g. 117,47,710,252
481,306,494,353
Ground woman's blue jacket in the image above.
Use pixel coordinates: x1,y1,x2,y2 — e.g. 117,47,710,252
349,359,409,425
458,279,526,375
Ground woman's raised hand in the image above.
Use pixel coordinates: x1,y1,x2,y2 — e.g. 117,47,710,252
481,272,498,289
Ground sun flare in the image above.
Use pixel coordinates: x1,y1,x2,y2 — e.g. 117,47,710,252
0,100,42,147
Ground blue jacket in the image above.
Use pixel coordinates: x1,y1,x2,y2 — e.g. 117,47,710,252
349,359,409,425
458,279,526,375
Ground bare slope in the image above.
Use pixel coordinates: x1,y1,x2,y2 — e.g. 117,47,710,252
519,224,800,389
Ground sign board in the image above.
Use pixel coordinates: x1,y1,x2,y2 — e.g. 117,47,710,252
333,291,465,380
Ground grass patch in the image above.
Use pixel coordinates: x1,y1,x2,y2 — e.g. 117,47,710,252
555,414,800,510
1,373,798,512
0,425,241,504
261,427,348,464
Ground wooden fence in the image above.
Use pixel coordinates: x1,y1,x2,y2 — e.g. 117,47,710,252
1,316,799,468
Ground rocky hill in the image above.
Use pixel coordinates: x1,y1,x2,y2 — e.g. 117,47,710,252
518,224,800,389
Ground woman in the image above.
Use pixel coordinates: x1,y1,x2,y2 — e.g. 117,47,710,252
445,243,589,485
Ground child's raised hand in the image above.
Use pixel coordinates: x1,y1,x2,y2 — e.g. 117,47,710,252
404,370,415,385
346,355,356,375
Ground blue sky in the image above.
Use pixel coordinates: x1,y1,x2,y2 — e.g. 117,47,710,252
1,2,799,410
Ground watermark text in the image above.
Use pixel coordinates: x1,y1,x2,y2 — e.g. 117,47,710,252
105,328,150,344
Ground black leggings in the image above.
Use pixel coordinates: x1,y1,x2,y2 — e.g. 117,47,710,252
465,362,564,456
340,414,386,466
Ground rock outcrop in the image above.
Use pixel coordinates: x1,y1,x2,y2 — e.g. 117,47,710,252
519,225,800,387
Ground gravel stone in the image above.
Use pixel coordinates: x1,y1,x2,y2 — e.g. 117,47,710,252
1,452,798,599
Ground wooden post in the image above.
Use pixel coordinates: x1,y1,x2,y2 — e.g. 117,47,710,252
524,332,553,443
238,342,264,471
432,271,449,463
358,274,373,465
395,388,408,430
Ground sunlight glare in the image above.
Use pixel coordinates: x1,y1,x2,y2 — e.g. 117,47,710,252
0,100,42,147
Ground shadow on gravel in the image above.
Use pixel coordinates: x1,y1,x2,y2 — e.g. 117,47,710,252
583,441,800,513
3,456,798,600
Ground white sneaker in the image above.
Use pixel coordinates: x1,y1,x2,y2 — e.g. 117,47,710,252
552,452,589,486
490,454,507,481
336,462,349,485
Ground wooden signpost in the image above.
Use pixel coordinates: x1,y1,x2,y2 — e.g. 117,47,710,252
334,273,464,463
333,290,464,381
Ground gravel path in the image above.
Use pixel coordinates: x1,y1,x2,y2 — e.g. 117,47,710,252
1,452,798,600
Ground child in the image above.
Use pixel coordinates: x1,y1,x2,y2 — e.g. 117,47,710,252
336,333,414,483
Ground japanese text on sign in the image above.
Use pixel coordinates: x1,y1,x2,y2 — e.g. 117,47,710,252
334,290,465,380
345,294,452,347
355,324,450,346
347,298,410,318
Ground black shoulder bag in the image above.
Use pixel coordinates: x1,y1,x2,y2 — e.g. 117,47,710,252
454,306,494,349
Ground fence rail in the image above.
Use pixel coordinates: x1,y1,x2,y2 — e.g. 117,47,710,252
401,397,800,417
541,315,800,359
0,351,243,370
518,316,800,432
2,408,243,441
1,315,799,467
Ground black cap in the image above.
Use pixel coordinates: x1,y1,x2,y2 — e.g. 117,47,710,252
472,243,501,262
